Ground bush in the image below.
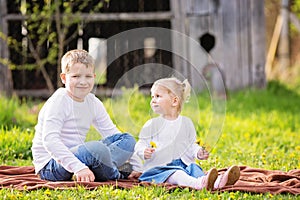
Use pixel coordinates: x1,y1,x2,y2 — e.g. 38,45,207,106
0,95,39,129
0,127,34,162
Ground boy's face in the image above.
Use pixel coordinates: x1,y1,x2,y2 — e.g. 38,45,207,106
60,63,95,102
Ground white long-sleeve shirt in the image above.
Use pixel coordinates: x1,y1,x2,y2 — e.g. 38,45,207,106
131,115,201,172
31,88,119,174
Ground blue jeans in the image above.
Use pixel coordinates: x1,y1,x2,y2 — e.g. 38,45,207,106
39,133,135,181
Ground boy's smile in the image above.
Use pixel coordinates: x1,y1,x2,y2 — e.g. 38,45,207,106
60,62,95,102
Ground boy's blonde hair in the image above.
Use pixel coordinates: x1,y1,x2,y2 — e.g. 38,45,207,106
61,49,95,73
151,77,191,111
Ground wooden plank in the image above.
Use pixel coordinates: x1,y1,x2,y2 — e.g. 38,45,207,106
278,0,290,75
4,12,173,21
0,0,13,96
187,0,209,90
170,0,189,77
13,88,151,98
220,0,240,90
265,15,283,78
250,0,266,88
238,0,251,87
290,12,300,32
210,1,223,70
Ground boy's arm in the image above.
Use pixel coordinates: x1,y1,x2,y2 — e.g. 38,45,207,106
92,97,120,137
43,129,88,173
41,96,88,174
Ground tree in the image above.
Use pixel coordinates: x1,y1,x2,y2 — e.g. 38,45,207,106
0,0,107,94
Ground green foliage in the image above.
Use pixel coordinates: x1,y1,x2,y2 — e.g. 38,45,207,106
0,127,34,162
0,185,298,199
292,1,300,17
0,95,38,129
1,0,109,91
0,80,299,199
103,85,152,137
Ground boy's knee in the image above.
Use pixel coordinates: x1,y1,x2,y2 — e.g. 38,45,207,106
122,133,136,151
85,141,110,158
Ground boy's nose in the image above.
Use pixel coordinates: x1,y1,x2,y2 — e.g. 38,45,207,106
79,78,87,84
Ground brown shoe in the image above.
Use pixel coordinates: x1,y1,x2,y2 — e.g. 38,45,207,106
201,168,218,191
214,165,240,189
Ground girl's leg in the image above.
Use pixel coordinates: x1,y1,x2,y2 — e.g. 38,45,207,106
166,168,218,190
166,170,201,188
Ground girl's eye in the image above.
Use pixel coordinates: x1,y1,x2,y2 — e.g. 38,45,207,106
151,94,160,99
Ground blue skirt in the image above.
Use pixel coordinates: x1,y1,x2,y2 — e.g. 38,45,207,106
139,159,205,183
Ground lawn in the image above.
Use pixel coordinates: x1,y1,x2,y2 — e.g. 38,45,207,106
0,80,299,199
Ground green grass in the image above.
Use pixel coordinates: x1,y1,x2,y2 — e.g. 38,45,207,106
0,80,299,199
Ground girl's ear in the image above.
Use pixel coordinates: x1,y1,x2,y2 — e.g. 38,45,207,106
172,96,179,107
60,73,66,84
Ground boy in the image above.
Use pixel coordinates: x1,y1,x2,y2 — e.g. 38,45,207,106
31,49,135,182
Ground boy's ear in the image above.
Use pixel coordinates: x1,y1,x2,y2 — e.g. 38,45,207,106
60,73,66,84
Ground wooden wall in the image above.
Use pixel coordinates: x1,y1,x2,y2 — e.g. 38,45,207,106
171,0,266,90
0,0,266,96
0,0,13,96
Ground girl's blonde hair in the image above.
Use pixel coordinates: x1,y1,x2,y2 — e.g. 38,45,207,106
61,49,95,73
151,77,191,111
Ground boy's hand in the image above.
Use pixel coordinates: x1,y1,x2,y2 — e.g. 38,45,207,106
128,171,142,179
75,168,95,182
144,147,155,159
197,148,209,160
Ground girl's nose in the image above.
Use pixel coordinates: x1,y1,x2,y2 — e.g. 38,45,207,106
151,98,156,104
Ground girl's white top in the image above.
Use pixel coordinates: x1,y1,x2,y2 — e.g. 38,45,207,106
130,115,201,172
31,88,119,174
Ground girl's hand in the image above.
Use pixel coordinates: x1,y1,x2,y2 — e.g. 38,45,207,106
197,148,209,160
144,147,155,159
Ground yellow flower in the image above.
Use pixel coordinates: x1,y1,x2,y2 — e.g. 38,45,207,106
268,193,273,198
289,152,295,158
150,141,157,148
44,189,51,196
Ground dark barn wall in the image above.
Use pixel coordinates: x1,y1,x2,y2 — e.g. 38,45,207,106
0,0,266,96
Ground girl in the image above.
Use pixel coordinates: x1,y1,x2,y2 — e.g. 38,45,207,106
129,77,240,190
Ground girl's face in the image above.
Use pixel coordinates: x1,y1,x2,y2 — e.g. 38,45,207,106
60,63,95,102
150,85,178,117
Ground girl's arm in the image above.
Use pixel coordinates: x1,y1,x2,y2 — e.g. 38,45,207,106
185,117,209,160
